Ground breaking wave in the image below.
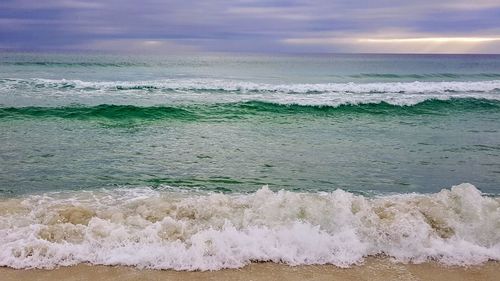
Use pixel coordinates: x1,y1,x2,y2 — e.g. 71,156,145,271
2,78,499,108
2,78,500,94
0,183,499,270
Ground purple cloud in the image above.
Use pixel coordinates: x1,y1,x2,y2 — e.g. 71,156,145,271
0,0,499,53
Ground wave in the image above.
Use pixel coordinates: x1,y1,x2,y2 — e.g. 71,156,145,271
2,78,500,94
1,99,500,122
0,62,146,67
0,104,197,121
349,73,500,79
2,78,500,112
0,183,499,270
3,62,500,80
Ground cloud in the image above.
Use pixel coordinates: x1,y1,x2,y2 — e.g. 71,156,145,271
72,39,199,53
0,0,499,53
227,7,312,20
0,0,103,9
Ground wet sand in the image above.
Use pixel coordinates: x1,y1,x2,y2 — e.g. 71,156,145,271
1,258,498,281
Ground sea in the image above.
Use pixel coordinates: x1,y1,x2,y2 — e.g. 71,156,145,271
0,52,499,270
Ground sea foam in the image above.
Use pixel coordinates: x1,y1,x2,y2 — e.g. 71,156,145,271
1,78,500,107
0,183,499,270
2,78,500,94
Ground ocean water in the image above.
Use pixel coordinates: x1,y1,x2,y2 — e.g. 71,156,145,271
0,53,500,269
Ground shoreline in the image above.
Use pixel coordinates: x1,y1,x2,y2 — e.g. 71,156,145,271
1,259,499,281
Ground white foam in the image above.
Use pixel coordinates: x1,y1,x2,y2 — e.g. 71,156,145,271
18,78,500,93
0,183,499,270
1,78,500,107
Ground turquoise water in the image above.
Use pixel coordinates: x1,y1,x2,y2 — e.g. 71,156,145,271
1,53,500,195
1,53,500,269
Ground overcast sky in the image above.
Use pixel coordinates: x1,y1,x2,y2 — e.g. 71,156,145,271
1,0,500,53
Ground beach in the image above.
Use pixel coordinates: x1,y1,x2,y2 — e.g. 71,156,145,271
2,259,499,281
1,53,500,276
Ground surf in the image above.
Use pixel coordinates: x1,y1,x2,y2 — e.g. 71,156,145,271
2,78,500,94
0,183,499,270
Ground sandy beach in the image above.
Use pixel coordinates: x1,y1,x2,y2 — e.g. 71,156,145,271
1,259,498,281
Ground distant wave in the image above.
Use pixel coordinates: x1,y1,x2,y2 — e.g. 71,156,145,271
0,184,499,270
349,73,500,79
1,99,500,122
0,61,147,67
3,61,500,80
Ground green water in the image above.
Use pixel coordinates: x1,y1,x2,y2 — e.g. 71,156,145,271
1,53,500,195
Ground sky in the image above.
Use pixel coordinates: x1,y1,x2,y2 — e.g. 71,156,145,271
1,0,500,54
